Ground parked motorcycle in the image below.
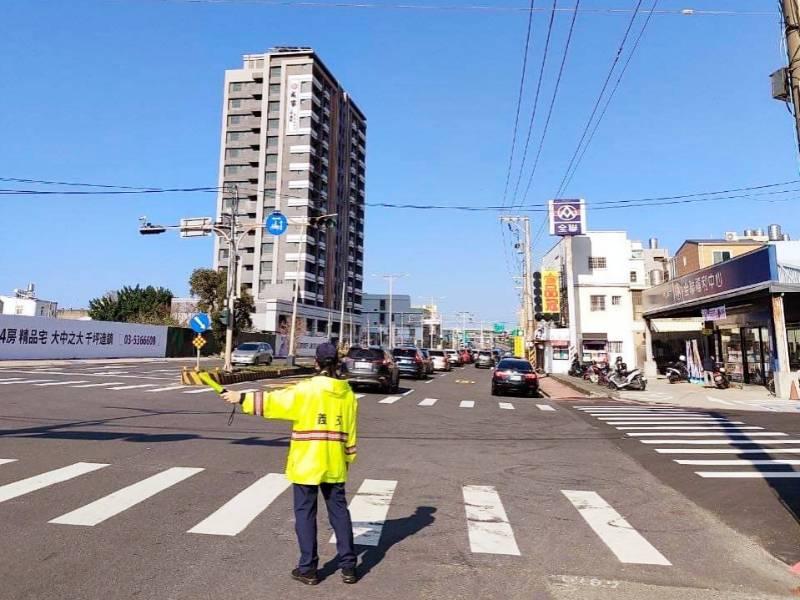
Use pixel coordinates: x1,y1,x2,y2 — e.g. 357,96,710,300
666,356,688,384
712,363,730,389
568,355,585,377
607,361,647,391
584,362,610,385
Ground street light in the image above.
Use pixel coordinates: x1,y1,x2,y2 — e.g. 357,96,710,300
372,273,408,349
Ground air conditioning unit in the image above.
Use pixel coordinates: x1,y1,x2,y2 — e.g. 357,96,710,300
724,231,738,241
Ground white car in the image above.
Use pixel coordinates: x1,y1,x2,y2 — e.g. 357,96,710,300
232,342,274,366
427,349,452,371
444,349,461,366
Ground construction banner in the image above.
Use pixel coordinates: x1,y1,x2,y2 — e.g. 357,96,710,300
542,269,561,314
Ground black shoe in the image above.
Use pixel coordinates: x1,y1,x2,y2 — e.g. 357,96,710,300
291,568,320,586
341,567,358,584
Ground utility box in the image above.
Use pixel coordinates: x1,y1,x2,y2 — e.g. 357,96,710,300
771,68,790,101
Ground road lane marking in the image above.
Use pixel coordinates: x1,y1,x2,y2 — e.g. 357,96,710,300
0,378,23,382
424,379,434,384
605,421,745,426
537,404,556,411
561,490,671,566
642,439,800,445
182,388,215,394
418,398,438,406
50,467,204,526
0,462,109,504
71,382,125,388
695,471,800,479
615,426,763,431
88,371,130,375
627,432,787,437
34,380,89,387
597,415,714,420
576,406,679,410
331,479,397,546
676,459,800,466
108,384,156,391
146,385,188,393
379,396,401,404
498,402,515,410
656,448,800,454
462,485,520,556
188,473,290,536
401,389,415,397
355,394,366,399
0,379,55,385
706,396,737,406
460,400,475,408
0,459,18,466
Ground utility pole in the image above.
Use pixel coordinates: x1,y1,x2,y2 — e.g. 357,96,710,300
780,0,800,149
223,187,239,372
455,311,473,347
374,273,407,349
339,277,347,347
500,216,534,355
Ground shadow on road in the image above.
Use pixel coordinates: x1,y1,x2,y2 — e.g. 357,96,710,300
318,506,437,581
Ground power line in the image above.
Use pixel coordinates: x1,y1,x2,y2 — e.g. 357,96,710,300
519,0,580,205
553,0,647,199
559,0,660,193
148,0,775,17
500,0,537,208
509,0,558,208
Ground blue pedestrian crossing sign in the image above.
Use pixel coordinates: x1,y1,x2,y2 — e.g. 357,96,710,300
190,312,212,334
265,211,289,236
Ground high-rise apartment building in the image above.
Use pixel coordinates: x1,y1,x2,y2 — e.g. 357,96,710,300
214,47,366,342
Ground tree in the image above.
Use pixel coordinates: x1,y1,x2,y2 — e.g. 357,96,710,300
189,268,255,342
88,285,176,325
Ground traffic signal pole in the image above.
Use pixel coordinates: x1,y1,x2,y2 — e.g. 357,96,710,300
782,0,800,150
223,187,239,372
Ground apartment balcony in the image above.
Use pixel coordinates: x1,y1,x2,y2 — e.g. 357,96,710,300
229,99,262,112
227,116,261,130
286,252,316,264
285,271,317,282
355,273,363,281
224,150,259,164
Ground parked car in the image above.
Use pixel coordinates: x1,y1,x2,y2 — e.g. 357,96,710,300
474,350,495,369
392,347,427,379
231,342,274,366
341,346,399,393
427,349,452,371
419,349,435,375
459,349,473,364
445,349,462,366
491,358,539,397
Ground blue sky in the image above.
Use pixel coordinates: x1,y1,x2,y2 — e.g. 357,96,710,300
0,0,795,328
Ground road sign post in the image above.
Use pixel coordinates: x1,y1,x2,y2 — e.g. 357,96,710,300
192,333,207,370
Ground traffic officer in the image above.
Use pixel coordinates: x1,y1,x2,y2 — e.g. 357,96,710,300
221,341,358,585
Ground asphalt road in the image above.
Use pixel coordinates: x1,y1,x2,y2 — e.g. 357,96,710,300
1,360,799,599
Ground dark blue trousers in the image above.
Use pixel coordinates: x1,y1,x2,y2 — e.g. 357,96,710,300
293,482,356,572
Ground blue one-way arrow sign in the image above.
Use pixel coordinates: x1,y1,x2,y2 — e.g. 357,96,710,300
190,312,211,333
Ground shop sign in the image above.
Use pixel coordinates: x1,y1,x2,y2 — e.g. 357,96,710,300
542,269,561,313
701,306,727,321
643,246,778,313
548,199,586,236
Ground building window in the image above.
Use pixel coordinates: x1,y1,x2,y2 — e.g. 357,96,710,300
267,136,278,150
269,84,281,95
588,256,607,269
268,103,280,116
224,165,241,175
267,119,280,130
712,250,732,264
226,148,240,158
229,99,242,109
227,132,242,142
379,299,386,310
630,271,638,283
265,172,277,183
553,347,569,360
590,295,606,311
301,81,312,93
15,305,23,315
266,154,278,166
269,66,282,78
230,82,242,92
228,115,242,125
299,116,311,128
608,341,623,353
611,295,622,306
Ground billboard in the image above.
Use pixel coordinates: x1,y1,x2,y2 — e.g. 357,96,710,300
542,269,561,314
0,315,168,360
548,199,586,236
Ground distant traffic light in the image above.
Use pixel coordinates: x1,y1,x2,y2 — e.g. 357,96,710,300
533,271,542,313
219,309,230,326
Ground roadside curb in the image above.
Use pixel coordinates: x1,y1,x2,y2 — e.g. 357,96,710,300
181,366,315,386
550,374,611,398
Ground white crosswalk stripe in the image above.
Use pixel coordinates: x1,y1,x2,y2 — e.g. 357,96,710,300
459,400,475,408
695,471,800,479
0,462,109,504
675,459,800,466
418,398,437,407
463,485,520,556
537,404,556,411
0,379,55,385
615,426,763,431
50,467,204,526
0,378,23,382
355,394,366,399
656,448,800,454
605,421,746,425
71,382,126,388
498,402,514,410
34,380,89,387
626,432,787,437
562,490,671,566
183,388,215,394
146,385,189,393
331,479,396,546
379,396,401,404
642,438,800,445
188,473,290,536
108,384,156,391
0,459,18,466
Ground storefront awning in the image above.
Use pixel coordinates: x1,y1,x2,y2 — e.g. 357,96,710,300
649,318,703,333
582,332,607,340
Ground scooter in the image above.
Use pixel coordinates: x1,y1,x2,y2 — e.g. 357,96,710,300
568,356,585,377
607,365,647,391
666,356,689,384
712,363,730,389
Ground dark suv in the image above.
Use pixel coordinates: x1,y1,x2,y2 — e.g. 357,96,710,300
392,347,427,380
341,346,399,393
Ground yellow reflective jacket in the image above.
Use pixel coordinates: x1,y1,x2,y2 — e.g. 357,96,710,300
239,376,358,485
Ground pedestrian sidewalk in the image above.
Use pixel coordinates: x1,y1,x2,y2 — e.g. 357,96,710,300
551,374,800,413
538,375,587,399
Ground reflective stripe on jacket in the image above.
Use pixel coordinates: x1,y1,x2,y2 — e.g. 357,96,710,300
240,376,358,485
